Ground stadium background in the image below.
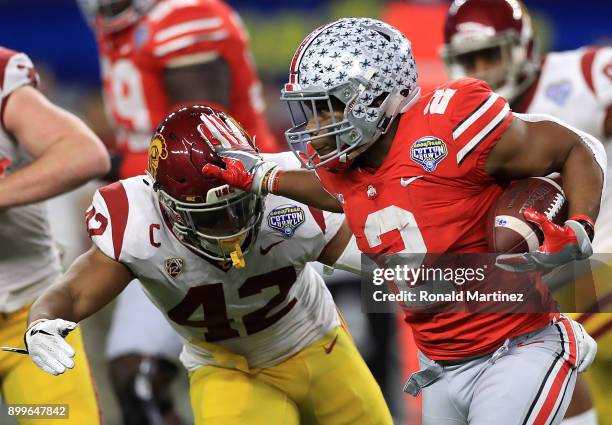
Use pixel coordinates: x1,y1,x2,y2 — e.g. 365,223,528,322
0,0,609,424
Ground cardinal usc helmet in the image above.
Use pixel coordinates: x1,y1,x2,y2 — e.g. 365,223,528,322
148,105,264,265
281,17,421,171
440,0,539,102
77,0,156,33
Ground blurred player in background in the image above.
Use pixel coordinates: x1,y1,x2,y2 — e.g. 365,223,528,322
0,46,109,424
76,0,281,422
441,1,612,423
24,105,393,425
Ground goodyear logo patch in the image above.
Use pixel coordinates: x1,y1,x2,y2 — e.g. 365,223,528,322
410,136,447,172
268,205,305,237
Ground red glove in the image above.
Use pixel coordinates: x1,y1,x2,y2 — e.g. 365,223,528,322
202,157,279,195
202,158,255,193
495,208,594,272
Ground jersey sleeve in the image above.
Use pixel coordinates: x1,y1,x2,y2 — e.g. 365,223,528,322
0,47,39,129
86,181,130,261
582,47,612,109
442,78,513,170
146,0,245,69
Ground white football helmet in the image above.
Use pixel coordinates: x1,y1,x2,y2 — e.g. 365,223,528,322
281,17,421,170
77,0,156,34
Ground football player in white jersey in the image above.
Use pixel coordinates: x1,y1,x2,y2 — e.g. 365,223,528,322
0,46,109,424
24,105,393,425
441,1,612,424
76,1,282,421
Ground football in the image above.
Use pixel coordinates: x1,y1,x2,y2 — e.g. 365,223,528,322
487,176,567,253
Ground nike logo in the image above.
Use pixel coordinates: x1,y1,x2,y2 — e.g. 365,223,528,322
259,240,284,255
29,329,52,337
323,334,338,354
400,176,423,187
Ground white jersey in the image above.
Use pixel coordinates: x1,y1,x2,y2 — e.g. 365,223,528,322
0,47,61,312
518,47,612,251
88,152,344,371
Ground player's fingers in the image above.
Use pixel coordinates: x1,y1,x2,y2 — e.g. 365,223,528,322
55,338,76,359
57,320,77,337
37,350,66,375
31,354,59,376
201,163,224,178
523,208,548,227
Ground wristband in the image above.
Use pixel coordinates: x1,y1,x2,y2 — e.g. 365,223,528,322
568,214,595,242
267,168,283,194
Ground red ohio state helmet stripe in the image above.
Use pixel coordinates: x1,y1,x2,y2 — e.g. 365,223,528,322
99,181,130,260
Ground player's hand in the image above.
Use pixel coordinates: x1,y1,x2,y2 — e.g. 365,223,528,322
495,209,593,272
25,319,77,375
567,318,597,373
202,153,279,195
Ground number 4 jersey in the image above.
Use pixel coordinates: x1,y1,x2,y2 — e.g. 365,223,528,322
316,78,558,361
88,152,344,371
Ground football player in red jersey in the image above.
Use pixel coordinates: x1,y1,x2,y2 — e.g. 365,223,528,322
202,18,606,424
76,0,281,423
441,2,612,424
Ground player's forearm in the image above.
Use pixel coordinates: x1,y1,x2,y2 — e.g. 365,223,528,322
561,136,604,220
29,247,133,324
28,282,80,324
0,137,110,209
274,169,343,213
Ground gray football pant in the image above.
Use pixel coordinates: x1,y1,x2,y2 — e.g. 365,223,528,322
409,318,578,425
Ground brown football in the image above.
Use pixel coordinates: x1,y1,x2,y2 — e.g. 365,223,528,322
487,177,567,253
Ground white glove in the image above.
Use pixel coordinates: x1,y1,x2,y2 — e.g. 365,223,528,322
567,318,597,373
25,319,77,375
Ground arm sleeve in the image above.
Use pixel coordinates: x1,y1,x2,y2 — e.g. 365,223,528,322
86,190,115,260
585,47,612,109
0,48,39,130
446,78,513,169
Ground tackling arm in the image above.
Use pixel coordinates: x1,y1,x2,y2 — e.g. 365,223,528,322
29,245,133,324
317,220,361,273
0,85,110,209
274,169,344,213
24,246,132,375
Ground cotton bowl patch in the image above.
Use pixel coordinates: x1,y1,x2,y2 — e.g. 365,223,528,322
268,205,305,237
410,136,447,172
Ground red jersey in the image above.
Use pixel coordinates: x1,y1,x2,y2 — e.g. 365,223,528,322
97,0,278,178
316,78,557,360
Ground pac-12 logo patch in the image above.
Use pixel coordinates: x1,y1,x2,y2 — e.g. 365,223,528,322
164,257,184,278
410,136,447,172
267,205,305,237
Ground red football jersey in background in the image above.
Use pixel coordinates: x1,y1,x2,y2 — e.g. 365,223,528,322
317,78,558,360
97,0,279,178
